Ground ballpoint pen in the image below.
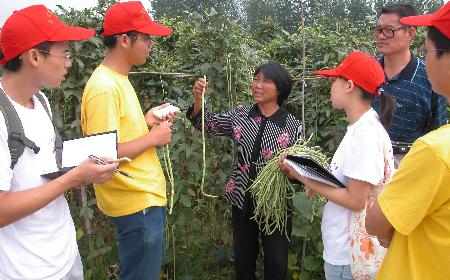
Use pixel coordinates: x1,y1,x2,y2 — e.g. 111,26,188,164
88,155,134,179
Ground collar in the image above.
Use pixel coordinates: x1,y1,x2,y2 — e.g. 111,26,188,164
348,108,378,131
377,53,419,82
248,104,288,128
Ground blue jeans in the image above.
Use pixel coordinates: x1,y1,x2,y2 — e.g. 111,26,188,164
110,206,165,280
324,262,354,280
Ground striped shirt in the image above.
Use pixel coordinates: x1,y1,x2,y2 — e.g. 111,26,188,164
187,104,303,210
373,54,448,144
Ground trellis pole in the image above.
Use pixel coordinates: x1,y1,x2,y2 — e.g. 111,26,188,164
300,0,306,137
299,1,307,274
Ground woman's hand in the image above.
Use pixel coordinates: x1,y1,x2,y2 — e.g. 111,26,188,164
191,78,208,117
305,186,316,198
278,152,295,179
279,153,316,197
279,152,307,184
192,78,208,102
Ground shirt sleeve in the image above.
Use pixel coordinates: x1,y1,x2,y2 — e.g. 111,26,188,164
429,92,448,130
342,125,385,185
0,112,13,191
82,89,121,137
186,105,235,138
378,140,449,235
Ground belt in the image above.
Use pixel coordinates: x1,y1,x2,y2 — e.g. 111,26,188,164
392,141,413,155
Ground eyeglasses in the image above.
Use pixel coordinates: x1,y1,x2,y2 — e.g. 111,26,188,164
417,46,450,58
113,34,153,44
128,35,153,44
37,50,72,60
373,26,410,38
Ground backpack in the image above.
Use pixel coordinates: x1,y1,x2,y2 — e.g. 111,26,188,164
0,88,62,169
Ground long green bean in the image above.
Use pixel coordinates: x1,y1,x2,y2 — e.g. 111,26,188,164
159,75,176,214
200,75,218,198
248,138,329,237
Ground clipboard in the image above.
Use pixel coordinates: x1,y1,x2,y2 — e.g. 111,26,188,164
284,153,346,188
41,130,118,179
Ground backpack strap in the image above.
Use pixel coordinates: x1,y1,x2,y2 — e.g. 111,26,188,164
0,88,40,169
35,93,63,169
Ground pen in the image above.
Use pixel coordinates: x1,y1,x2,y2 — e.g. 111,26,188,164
113,157,132,163
88,155,134,179
152,120,172,126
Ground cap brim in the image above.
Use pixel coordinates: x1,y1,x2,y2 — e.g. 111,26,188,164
137,22,173,36
400,14,434,26
50,25,95,41
313,69,339,78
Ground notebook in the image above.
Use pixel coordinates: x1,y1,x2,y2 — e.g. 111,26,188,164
284,153,346,188
41,131,118,179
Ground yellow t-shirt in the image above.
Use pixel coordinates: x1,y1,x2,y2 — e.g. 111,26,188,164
377,125,450,280
81,64,166,217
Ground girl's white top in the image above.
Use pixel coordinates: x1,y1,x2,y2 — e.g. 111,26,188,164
321,108,393,265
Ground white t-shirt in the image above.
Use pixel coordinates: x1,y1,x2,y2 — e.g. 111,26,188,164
322,108,392,266
0,90,78,280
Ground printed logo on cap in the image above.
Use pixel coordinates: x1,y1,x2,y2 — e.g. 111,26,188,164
47,9,54,24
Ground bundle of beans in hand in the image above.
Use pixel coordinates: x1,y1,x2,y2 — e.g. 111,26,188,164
248,139,329,237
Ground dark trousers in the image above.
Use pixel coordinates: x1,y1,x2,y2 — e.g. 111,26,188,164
232,206,292,280
109,206,165,280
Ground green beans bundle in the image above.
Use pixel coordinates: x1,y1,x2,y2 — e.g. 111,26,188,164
248,138,329,237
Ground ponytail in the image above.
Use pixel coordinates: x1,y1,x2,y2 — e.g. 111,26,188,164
378,91,396,130
360,89,396,130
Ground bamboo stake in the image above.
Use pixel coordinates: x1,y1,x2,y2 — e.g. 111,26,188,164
129,71,196,78
300,0,306,137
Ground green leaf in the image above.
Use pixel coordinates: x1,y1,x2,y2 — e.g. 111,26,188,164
179,194,192,208
288,252,299,270
292,192,313,219
303,255,321,271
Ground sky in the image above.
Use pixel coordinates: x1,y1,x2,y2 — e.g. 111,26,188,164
0,0,153,25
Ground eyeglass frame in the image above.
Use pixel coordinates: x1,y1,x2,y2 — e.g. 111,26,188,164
127,35,153,44
36,49,72,60
417,46,450,58
373,26,412,38
114,33,153,44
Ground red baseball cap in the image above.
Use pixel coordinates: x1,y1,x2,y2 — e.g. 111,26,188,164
314,51,386,96
101,1,173,37
400,2,450,39
0,5,95,65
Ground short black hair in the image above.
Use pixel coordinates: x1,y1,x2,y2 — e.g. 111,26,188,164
253,62,293,106
0,41,54,72
99,28,138,48
380,3,418,18
427,26,450,58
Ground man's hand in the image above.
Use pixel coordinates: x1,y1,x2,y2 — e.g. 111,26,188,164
366,200,395,243
71,158,118,187
148,121,173,147
145,103,179,127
